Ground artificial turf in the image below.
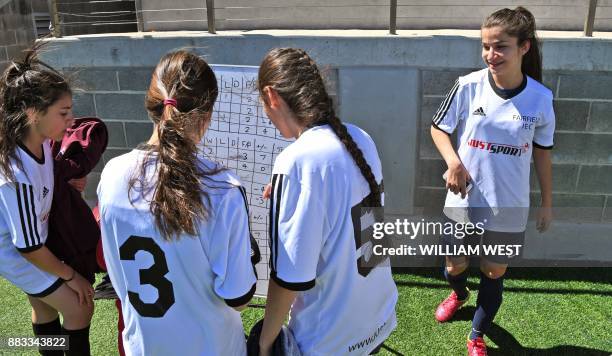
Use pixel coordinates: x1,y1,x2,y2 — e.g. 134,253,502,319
0,268,610,355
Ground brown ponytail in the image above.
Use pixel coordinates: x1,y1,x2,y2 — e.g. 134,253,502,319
483,6,542,82
0,42,70,181
258,48,381,207
130,50,219,240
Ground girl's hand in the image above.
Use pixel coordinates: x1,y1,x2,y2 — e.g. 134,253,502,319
536,207,553,233
262,183,272,200
68,176,88,192
445,161,471,199
65,272,94,306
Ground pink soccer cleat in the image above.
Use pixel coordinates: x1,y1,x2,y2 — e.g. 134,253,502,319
435,290,469,323
467,336,487,356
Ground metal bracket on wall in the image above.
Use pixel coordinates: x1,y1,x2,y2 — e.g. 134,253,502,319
584,0,598,37
135,0,143,32
389,0,397,35
206,0,215,34
47,0,61,37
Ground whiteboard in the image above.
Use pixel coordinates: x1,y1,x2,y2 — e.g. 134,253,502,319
205,65,292,296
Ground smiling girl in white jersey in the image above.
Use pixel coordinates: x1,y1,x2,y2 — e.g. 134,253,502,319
430,7,555,356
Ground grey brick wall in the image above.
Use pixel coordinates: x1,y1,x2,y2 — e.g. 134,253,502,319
63,66,150,202
70,63,611,215
418,69,612,221
66,66,339,203
0,0,35,72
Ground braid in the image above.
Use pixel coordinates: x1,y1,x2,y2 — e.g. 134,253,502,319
258,48,382,207
326,107,382,207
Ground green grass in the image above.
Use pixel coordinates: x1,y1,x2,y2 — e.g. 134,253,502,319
1,269,610,355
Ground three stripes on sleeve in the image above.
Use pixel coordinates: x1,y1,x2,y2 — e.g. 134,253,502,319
13,183,44,252
432,79,460,127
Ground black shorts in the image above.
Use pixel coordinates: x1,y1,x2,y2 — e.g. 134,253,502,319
440,218,525,264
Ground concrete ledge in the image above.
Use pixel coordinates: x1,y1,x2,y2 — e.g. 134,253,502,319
40,30,612,71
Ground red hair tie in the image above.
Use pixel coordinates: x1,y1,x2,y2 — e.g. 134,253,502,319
163,98,177,108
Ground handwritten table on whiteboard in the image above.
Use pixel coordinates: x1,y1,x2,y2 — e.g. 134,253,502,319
206,65,292,296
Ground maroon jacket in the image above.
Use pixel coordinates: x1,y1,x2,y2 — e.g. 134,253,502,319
47,117,108,284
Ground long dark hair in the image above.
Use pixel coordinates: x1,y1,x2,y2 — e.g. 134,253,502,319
483,6,542,82
0,42,71,181
130,50,219,240
258,48,381,207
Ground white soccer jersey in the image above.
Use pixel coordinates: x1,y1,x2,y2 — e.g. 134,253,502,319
269,124,398,355
0,141,61,296
97,149,256,356
432,69,555,232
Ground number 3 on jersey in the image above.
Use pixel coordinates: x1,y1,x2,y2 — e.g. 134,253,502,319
119,236,175,317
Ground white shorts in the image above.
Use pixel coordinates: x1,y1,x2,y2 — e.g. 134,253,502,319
0,239,63,297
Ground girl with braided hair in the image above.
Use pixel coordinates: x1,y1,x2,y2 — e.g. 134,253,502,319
0,43,94,355
255,48,397,355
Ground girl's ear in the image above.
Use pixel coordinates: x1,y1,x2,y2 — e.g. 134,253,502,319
520,39,531,56
263,86,281,109
25,108,39,125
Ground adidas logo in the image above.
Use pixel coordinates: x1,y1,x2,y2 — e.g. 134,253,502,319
42,187,49,199
473,107,486,116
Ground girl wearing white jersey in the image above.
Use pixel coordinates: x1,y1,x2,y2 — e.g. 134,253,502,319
430,7,554,356
0,45,94,355
97,51,256,355
257,48,398,355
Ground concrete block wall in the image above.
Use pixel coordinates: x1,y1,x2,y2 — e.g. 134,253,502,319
0,0,35,72
418,69,612,222
63,67,152,202
39,31,612,219
63,66,339,204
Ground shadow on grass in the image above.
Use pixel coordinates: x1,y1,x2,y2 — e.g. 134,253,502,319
439,307,609,355
380,344,405,355
393,267,612,284
393,279,612,297
486,323,611,356
446,305,477,322
393,267,612,297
